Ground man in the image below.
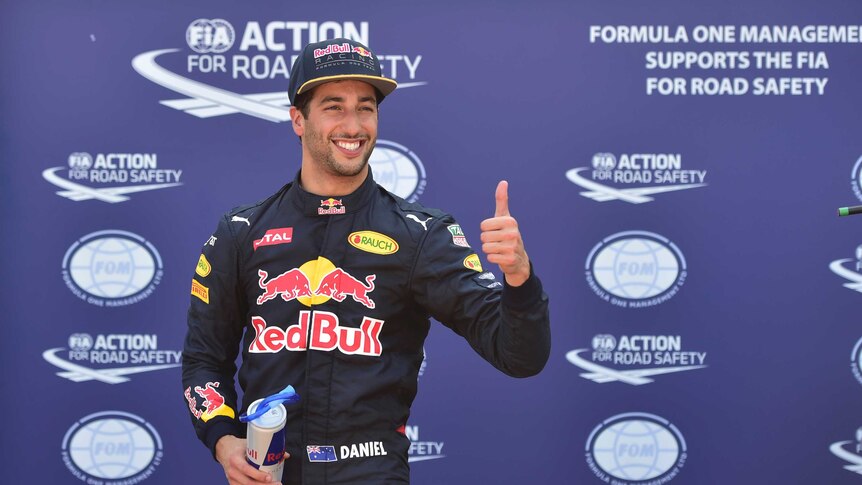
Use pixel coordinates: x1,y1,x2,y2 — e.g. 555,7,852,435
182,38,551,484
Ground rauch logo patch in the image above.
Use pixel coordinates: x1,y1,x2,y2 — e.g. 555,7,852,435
348,231,398,255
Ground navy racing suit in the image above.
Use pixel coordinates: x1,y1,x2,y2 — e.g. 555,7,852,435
182,170,551,484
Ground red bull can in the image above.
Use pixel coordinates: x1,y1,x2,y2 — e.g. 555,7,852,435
245,398,287,482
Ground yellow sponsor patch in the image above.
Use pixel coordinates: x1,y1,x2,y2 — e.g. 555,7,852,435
191,279,210,304
196,254,211,277
348,231,399,255
463,254,483,272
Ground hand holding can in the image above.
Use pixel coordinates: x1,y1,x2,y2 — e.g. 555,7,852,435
240,386,301,483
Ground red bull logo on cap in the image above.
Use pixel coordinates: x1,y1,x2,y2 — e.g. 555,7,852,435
352,46,373,57
257,257,376,309
249,310,384,357
313,43,353,58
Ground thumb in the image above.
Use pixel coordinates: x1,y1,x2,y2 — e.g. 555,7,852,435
494,180,510,217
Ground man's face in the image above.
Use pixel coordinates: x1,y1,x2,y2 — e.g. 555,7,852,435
291,80,379,178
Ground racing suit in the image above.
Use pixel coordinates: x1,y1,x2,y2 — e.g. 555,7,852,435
182,170,551,484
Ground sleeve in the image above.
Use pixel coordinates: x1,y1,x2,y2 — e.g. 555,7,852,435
410,214,551,377
182,214,247,458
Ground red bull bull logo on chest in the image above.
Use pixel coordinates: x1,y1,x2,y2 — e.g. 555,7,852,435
257,258,376,309
257,269,313,305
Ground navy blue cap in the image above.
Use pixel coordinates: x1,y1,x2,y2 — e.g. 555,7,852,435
288,38,398,105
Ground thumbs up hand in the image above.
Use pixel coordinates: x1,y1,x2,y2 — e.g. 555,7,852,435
480,181,530,287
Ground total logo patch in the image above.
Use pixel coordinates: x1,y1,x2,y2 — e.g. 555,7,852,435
196,254,211,277
585,230,686,308
254,227,293,250
349,231,399,255
62,411,163,484
585,412,686,484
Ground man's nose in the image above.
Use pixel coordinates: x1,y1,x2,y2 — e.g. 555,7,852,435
339,109,363,134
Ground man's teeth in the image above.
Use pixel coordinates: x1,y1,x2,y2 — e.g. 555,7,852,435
335,141,360,150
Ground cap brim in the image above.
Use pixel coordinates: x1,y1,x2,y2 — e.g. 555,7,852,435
296,75,398,99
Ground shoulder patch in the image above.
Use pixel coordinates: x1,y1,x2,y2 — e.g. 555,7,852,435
196,254,211,277
463,254,483,272
448,224,470,248
473,271,502,289
191,279,210,303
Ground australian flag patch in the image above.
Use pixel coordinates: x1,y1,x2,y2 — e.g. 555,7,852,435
307,445,338,462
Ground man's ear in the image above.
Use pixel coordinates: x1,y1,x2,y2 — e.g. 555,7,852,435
290,106,304,137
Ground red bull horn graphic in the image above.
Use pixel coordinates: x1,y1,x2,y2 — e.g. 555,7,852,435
257,258,376,309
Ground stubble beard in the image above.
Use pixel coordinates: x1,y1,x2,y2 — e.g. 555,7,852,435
306,128,376,178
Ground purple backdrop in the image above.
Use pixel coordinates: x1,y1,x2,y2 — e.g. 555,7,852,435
4,0,862,483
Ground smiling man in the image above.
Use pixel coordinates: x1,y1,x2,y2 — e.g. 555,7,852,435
182,38,551,485
293,80,380,192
